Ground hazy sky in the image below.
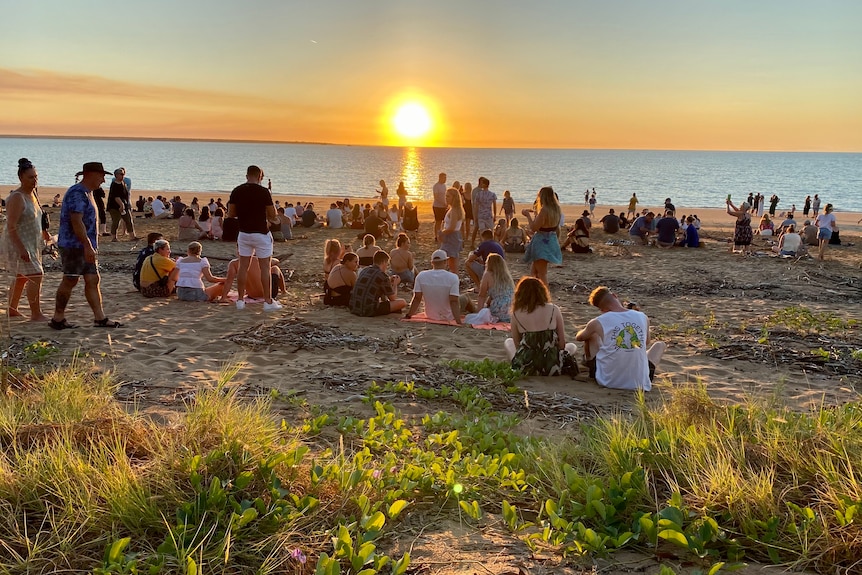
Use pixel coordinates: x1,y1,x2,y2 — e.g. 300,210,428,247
2,0,860,151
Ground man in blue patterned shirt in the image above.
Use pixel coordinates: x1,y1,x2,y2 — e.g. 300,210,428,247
50,162,123,330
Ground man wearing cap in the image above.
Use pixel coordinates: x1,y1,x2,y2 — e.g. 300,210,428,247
50,162,123,329
349,251,406,317
575,286,666,391
404,249,472,325
226,165,282,312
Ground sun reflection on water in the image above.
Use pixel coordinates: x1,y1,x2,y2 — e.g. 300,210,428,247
400,147,425,200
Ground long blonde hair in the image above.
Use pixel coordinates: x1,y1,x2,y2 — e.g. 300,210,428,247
535,186,561,228
324,238,342,264
446,186,464,223
485,253,514,292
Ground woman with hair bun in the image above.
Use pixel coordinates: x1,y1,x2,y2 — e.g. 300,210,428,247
0,158,52,321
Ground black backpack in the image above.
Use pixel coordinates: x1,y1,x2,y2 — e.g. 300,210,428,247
133,246,155,290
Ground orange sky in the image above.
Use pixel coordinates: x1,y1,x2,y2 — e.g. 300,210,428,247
1,1,861,151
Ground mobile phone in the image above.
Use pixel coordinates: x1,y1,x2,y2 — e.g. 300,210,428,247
726,194,732,201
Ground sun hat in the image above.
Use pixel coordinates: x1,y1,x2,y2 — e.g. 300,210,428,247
75,162,112,177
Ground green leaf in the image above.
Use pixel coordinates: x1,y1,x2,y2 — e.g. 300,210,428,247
708,562,726,575
388,499,409,519
392,553,411,575
363,511,386,532
658,529,689,548
107,537,130,564
234,471,253,490
186,557,198,575
237,507,258,527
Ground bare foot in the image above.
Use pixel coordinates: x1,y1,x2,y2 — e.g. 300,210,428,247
29,315,50,322
8,308,23,317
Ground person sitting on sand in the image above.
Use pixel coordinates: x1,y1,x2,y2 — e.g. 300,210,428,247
678,216,700,248
758,214,774,236
197,206,213,240
218,255,285,303
576,286,666,391
356,234,382,267
600,209,620,234
324,238,344,279
628,212,654,245
326,203,344,229
178,208,204,241
618,211,629,230
468,253,514,324
139,239,177,298
133,232,163,291
210,208,224,241
276,207,293,240
561,217,591,253
654,210,680,248
301,203,323,228
466,229,505,287
404,250,474,324
493,218,507,244
349,251,406,317
172,241,225,301
504,218,527,252
363,207,390,239
389,233,417,284
772,224,802,256
350,203,364,229
324,252,358,306
504,277,577,376
801,220,818,246
401,201,419,232
152,196,171,219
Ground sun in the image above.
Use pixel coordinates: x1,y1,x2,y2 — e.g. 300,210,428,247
392,102,432,139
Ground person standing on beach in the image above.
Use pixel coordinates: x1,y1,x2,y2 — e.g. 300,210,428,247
814,203,837,261
107,168,139,242
432,173,447,242
50,162,123,330
768,194,780,217
1,158,52,321
811,194,821,217
521,186,562,288
803,195,811,217
226,165,282,312
471,177,497,249
627,193,638,219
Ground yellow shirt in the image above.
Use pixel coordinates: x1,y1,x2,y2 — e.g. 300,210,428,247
140,253,175,283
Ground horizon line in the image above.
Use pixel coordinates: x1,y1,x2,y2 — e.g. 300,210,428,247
0,134,859,155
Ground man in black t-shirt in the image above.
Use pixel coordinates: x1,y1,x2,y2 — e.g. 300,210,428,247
226,165,282,312
600,209,620,234
300,203,322,228
655,210,680,248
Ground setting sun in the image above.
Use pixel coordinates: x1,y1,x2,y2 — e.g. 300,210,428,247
392,102,432,139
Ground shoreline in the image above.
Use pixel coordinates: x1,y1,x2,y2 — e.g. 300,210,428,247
26,185,862,231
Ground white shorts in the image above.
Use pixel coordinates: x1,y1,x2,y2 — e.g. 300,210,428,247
237,231,274,258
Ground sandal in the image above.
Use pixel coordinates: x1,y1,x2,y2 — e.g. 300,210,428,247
93,318,123,328
49,318,79,330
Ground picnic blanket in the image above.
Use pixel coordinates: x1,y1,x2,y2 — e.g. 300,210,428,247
402,312,510,331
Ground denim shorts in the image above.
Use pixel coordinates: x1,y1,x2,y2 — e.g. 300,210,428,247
177,287,209,301
818,228,832,241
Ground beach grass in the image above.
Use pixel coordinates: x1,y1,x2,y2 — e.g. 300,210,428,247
1,361,861,573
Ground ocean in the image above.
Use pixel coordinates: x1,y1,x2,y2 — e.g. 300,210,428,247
1,137,860,211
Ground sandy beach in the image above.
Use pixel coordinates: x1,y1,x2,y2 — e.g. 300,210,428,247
3,185,860,421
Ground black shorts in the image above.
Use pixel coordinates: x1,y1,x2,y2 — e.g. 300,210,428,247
59,247,98,276
433,206,447,223
586,357,655,381
372,301,393,316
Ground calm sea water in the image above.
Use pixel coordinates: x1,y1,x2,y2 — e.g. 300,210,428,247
1,138,860,211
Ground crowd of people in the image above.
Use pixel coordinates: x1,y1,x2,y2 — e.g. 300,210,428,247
2,158,854,391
